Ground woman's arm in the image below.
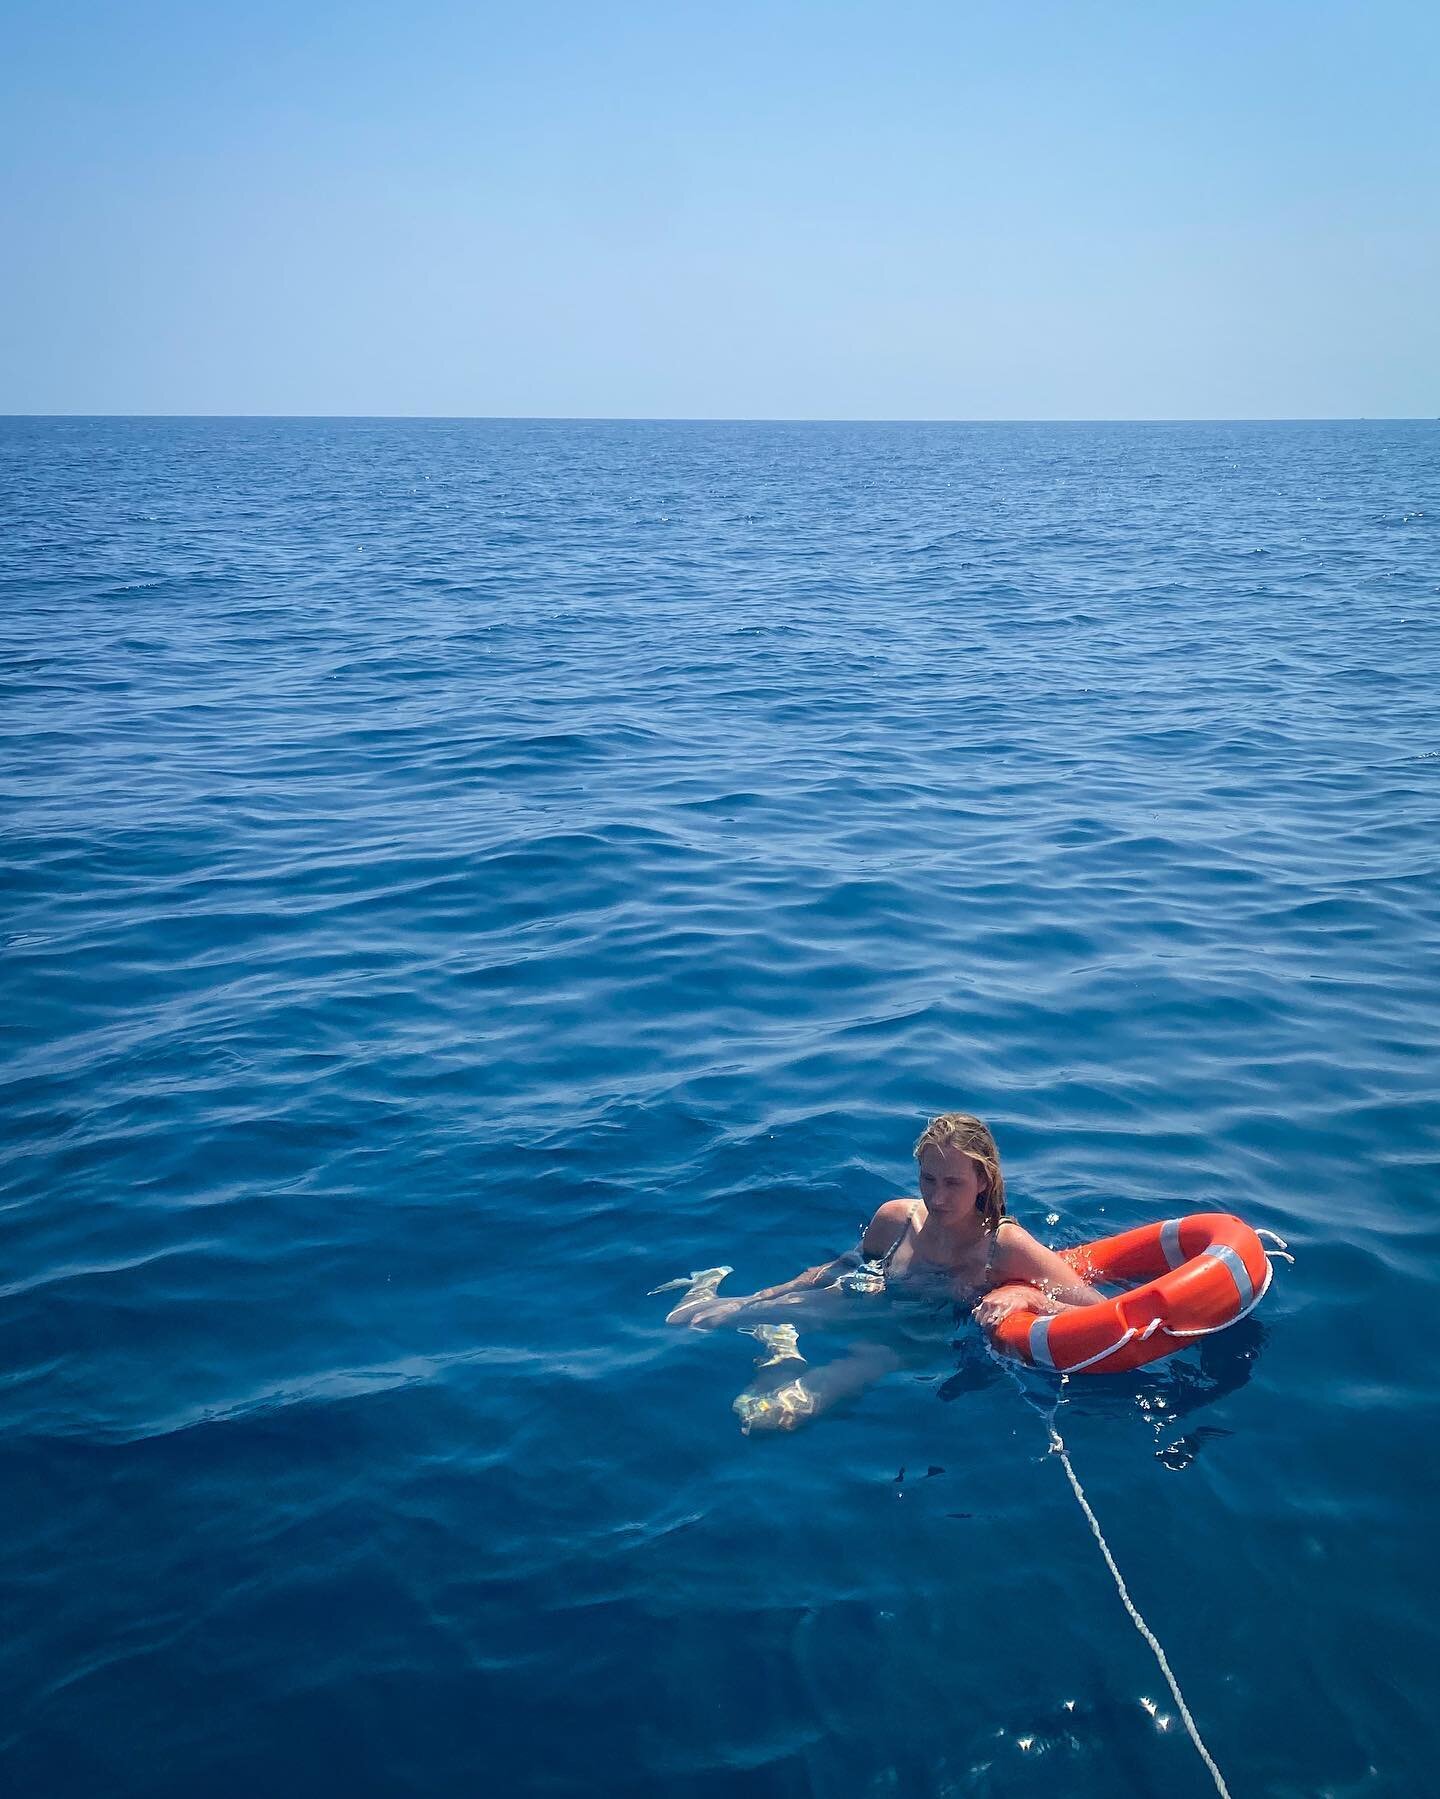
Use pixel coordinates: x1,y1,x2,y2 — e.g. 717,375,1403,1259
992,1222,1105,1304
673,1199,912,1328
732,1255,855,1309
671,1256,851,1328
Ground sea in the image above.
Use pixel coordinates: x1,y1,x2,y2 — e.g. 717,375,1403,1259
2,416,1437,1798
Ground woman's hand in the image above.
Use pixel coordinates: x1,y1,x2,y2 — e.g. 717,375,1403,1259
972,1282,1049,1329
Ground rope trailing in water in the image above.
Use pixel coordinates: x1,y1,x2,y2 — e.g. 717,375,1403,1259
1044,1411,1234,1799
992,1354,1235,1798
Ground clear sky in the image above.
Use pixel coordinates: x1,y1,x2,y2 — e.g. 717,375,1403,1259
2,0,1436,418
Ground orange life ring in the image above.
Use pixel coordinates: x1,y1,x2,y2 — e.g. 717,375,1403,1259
985,1212,1274,1375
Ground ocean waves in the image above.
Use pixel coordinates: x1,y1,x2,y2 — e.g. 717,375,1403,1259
2,418,1438,1796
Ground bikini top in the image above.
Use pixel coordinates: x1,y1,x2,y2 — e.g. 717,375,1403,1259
836,1204,1011,1296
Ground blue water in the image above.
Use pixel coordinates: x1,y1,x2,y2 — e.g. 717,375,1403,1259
2,417,1438,1797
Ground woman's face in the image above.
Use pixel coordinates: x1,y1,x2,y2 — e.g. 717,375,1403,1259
917,1144,986,1219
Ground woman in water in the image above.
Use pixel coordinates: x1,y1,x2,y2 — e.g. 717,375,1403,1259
660,1112,1105,1431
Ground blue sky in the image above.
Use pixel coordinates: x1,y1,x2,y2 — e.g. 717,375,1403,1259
2,0,1436,417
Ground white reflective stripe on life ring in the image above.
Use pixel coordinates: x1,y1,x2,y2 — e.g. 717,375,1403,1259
1028,1314,1056,1368
1160,1217,1185,1269
1202,1241,1254,1309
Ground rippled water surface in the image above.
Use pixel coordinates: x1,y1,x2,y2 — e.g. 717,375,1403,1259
3,418,1438,1797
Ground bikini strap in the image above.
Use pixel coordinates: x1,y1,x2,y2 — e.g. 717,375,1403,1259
985,1214,1014,1271
880,1203,921,1266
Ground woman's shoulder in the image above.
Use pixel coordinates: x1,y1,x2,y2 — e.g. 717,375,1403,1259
989,1217,1078,1283
987,1214,1035,1267
873,1195,918,1230
860,1196,915,1254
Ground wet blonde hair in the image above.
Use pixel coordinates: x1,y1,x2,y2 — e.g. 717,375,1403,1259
913,1112,1006,1233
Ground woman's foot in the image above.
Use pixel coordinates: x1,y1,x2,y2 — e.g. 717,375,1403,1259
733,1376,817,1434
741,1322,804,1370
733,1342,903,1435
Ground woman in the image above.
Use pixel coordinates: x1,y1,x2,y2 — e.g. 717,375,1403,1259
662,1112,1104,1431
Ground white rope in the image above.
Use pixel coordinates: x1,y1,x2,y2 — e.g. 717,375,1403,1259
1057,1324,1138,1371
1257,1230,1295,1265
1045,1413,1234,1799
992,1357,1235,1799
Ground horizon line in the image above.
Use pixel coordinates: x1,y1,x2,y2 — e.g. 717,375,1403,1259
1,412,1434,425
